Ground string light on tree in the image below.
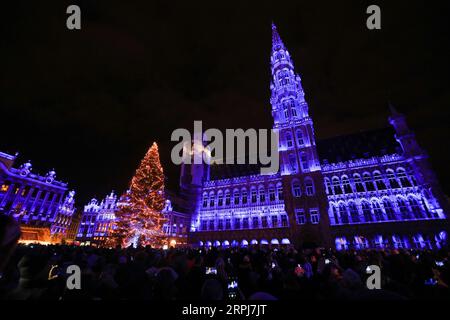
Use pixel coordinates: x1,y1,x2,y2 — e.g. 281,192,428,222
109,142,168,248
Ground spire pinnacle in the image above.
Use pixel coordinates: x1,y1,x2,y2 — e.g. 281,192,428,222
272,22,285,50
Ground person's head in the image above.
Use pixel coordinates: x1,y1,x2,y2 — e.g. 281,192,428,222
200,279,223,300
0,215,21,273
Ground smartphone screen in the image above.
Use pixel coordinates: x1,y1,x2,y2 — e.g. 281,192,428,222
205,267,217,275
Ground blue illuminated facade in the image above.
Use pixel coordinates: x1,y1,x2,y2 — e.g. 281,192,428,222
0,151,76,237
183,24,450,249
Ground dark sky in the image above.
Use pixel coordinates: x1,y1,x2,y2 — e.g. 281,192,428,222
1,0,449,206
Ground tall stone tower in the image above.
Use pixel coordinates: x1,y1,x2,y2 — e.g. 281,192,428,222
270,23,331,247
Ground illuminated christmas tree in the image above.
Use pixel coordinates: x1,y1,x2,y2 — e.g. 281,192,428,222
111,142,167,248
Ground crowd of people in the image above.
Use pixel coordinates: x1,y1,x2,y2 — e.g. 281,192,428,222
1,217,449,300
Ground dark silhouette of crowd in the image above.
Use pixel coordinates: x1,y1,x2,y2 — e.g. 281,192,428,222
1,217,449,300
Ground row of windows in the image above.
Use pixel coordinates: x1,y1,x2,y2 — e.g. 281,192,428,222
325,168,416,195
335,231,447,250
202,184,284,208
285,127,307,148
295,209,320,225
0,183,62,202
287,152,310,173
291,178,315,197
329,196,436,225
199,214,289,231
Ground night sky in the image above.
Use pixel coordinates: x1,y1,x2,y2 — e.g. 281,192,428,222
1,0,449,206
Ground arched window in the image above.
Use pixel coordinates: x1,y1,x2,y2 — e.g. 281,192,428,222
202,193,208,208
342,176,353,193
224,190,231,206
330,205,340,225
349,202,360,223
332,177,342,195
259,185,266,203
291,106,297,117
277,183,283,200
373,171,386,190
286,133,293,148
209,192,215,207
217,191,223,207
233,189,239,205
241,188,248,204
339,203,349,224
353,174,365,192
361,201,373,222
292,180,301,197
288,153,297,172
283,104,289,118
305,178,315,196
363,173,375,191
268,186,276,202
300,152,308,171
409,197,423,219
383,198,396,220
386,169,400,189
397,197,411,219
296,129,304,146
372,200,384,221
397,168,411,188
324,178,332,195
251,187,257,203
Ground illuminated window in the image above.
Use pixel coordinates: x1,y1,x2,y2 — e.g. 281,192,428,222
242,218,249,229
354,174,365,192
0,184,9,192
305,179,314,196
292,180,301,197
296,129,304,146
225,190,231,206
363,173,375,191
281,215,288,227
310,209,319,224
286,133,293,148
386,169,400,188
383,199,396,220
271,215,278,227
300,152,308,171
339,204,348,224
397,198,411,219
252,217,259,228
372,201,384,221
373,172,386,190
251,188,257,203
277,184,283,200
225,219,231,230
262,216,268,228
409,197,423,219
233,190,239,205
259,186,266,203
296,209,305,225
269,187,275,202
233,218,240,230
349,202,360,223
342,176,352,193
217,192,223,207
332,177,342,194
397,168,411,188
362,202,373,222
